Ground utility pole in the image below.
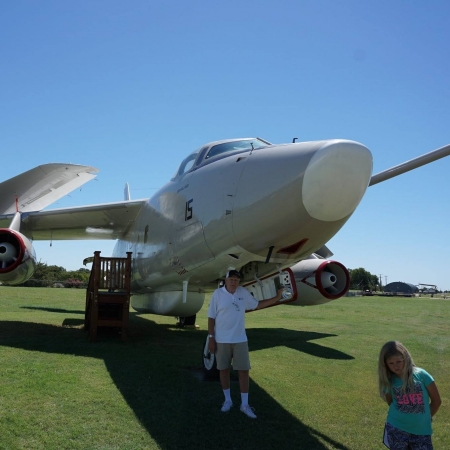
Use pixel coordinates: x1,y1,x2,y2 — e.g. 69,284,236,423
379,274,383,292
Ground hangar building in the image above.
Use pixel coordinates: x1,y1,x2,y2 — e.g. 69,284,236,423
384,282,419,294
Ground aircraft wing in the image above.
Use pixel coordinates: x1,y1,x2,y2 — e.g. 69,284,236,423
0,163,98,214
369,143,450,186
312,245,333,259
0,200,148,240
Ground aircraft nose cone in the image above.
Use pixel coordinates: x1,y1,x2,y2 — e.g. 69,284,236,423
302,140,373,222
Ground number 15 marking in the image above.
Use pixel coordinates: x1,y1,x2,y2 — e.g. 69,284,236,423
185,199,193,221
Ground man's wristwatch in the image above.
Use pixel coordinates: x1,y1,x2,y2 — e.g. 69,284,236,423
208,334,215,338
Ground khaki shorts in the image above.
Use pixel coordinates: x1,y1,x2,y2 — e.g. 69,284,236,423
216,342,251,370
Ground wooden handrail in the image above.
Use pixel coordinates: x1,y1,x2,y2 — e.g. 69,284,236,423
84,251,132,341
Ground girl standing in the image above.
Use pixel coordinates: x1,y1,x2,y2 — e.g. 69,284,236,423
378,341,441,449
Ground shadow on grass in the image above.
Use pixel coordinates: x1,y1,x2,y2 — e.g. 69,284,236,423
21,306,85,315
0,314,351,450
247,328,353,360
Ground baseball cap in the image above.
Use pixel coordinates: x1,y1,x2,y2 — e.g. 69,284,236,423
226,270,241,279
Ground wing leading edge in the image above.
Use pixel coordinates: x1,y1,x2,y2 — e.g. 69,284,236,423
369,143,450,186
0,163,99,214
10,200,148,240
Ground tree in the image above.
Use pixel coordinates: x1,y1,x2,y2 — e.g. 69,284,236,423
24,261,67,286
45,265,68,282
23,262,90,287
349,267,380,291
33,261,51,281
70,268,91,283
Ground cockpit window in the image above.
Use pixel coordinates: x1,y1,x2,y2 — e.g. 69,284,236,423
177,151,198,177
173,138,271,179
205,139,269,160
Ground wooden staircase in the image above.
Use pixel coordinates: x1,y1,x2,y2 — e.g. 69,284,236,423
84,251,132,342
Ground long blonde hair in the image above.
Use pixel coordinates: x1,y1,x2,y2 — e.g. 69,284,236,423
378,341,416,398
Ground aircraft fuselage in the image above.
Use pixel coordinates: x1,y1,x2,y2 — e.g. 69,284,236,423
113,138,373,316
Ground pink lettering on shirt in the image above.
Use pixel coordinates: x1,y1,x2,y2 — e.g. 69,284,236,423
396,393,423,405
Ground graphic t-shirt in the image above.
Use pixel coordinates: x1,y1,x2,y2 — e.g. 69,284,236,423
386,367,434,435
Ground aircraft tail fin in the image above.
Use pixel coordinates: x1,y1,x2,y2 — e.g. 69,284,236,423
124,183,131,201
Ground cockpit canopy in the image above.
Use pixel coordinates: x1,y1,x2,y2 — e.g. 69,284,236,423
175,138,271,178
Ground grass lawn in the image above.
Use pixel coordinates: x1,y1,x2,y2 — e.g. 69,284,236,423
0,287,448,449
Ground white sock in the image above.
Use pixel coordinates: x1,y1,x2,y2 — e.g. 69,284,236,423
223,389,231,402
241,392,249,406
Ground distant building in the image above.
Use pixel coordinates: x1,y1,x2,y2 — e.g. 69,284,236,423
384,282,419,294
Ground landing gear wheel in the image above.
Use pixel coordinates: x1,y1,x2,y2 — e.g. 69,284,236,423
202,335,219,378
177,314,196,328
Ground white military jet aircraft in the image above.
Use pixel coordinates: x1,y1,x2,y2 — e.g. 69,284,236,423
1,137,449,323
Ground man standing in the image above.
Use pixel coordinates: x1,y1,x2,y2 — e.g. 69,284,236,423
207,269,283,419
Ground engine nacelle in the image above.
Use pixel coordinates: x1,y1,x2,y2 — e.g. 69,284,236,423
289,258,350,306
0,229,37,285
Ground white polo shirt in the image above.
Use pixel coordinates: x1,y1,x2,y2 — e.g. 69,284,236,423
207,285,259,343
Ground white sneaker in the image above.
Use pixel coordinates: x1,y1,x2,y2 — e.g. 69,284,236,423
240,404,257,419
221,400,233,412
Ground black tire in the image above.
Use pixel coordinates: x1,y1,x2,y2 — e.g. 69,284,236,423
202,335,219,378
177,314,196,328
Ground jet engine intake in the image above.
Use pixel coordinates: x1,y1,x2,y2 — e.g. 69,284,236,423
0,229,36,285
289,258,350,306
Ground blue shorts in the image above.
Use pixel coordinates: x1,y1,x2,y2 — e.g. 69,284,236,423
385,422,433,450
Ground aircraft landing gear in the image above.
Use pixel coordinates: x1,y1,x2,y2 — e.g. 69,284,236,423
176,314,197,328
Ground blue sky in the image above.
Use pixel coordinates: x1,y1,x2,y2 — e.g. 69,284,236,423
1,1,449,290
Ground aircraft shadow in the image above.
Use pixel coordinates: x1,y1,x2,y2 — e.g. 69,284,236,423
0,314,351,450
247,328,354,360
